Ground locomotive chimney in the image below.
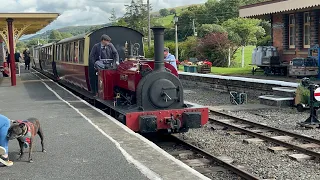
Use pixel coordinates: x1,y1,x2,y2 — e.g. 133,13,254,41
151,26,165,71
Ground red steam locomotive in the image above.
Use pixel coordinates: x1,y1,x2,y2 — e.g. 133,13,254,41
31,26,209,133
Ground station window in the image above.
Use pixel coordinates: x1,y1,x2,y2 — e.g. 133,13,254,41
304,12,311,48
289,14,295,49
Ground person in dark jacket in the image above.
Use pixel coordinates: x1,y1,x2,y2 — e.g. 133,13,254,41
89,34,119,66
14,51,21,63
89,34,119,95
24,50,30,70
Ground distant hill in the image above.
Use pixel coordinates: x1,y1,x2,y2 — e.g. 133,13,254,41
22,23,111,41
21,3,202,42
152,4,203,27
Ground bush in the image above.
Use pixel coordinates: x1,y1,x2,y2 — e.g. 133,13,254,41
257,35,272,46
196,32,232,67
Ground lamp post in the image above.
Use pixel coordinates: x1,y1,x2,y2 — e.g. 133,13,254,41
173,13,179,60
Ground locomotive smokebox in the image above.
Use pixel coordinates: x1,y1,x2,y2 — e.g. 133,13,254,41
151,26,165,71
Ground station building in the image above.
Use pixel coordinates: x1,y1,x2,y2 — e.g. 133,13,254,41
239,0,320,62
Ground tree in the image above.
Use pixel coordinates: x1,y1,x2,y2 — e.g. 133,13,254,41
169,9,176,15
26,39,47,48
123,0,150,35
179,36,198,60
16,41,26,52
109,8,117,25
48,30,62,42
197,24,227,38
196,32,234,67
114,18,128,27
222,17,265,67
159,8,169,17
60,32,73,39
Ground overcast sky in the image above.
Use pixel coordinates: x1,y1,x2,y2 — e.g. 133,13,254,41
0,0,206,38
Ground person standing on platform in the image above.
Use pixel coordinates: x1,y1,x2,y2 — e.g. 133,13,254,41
164,47,177,70
24,49,30,70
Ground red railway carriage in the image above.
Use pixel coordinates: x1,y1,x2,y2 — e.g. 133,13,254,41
33,26,209,134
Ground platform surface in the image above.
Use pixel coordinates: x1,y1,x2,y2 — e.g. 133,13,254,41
0,70,209,180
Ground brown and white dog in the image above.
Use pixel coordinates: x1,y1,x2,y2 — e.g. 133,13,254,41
7,118,45,163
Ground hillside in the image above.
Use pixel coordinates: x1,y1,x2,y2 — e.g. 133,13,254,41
22,3,201,42
153,4,203,27
22,23,111,41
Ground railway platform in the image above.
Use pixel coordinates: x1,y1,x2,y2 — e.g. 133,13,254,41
0,70,209,180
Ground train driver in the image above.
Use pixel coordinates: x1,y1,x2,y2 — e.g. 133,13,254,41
164,47,177,70
89,34,120,68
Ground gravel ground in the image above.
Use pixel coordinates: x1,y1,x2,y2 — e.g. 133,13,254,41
183,84,258,106
180,81,320,179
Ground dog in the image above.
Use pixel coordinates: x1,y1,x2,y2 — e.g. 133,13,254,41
7,118,46,163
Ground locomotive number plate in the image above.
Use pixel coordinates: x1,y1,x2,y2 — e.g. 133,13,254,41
120,74,128,81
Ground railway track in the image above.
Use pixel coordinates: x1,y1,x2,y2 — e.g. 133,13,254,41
210,110,320,162
146,134,261,180
33,69,262,180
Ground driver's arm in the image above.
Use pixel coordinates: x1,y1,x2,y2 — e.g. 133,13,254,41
110,43,119,64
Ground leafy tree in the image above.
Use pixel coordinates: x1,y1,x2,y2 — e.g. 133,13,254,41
197,24,227,38
196,32,234,67
222,17,265,67
222,18,265,47
16,41,26,52
123,0,150,35
109,8,117,24
159,8,169,17
26,39,47,48
179,36,198,60
169,9,176,15
114,18,128,27
48,30,62,42
60,32,73,39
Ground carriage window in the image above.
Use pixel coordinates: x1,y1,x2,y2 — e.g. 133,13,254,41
61,44,64,61
56,45,59,61
74,41,79,63
70,42,74,63
66,43,70,62
79,40,84,64
60,45,62,61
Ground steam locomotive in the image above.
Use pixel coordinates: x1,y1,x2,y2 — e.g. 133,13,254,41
31,26,209,134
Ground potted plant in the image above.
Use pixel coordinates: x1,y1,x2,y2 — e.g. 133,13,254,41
196,60,212,74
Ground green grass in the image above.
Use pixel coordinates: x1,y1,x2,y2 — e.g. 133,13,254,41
233,46,255,67
178,46,257,75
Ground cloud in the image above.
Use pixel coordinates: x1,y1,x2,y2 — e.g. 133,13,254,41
0,0,206,37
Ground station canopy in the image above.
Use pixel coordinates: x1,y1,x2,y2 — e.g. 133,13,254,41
0,13,60,52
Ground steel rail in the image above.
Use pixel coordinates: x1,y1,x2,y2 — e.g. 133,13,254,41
171,135,261,180
210,110,320,145
209,116,320,160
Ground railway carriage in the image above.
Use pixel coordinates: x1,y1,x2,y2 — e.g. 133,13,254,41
33,26,209,134
39,43,55,76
